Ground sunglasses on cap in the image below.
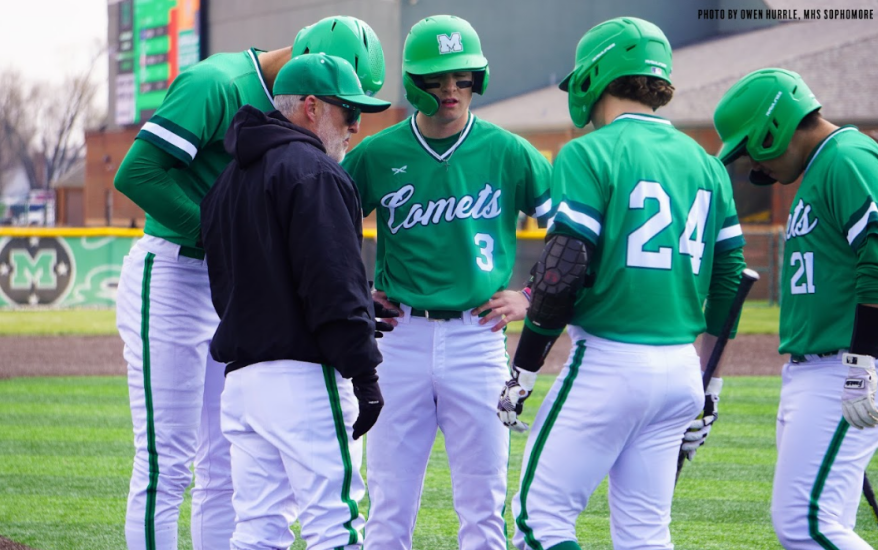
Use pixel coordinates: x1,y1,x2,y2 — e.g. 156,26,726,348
316,96,361,125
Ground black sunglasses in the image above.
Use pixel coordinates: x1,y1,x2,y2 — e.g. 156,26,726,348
316,96,361,125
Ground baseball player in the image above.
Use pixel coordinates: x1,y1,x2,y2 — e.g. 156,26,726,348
714,68,878,550
113,17,385,550
201,53,392,550
341,14,553,550
498,17,746,550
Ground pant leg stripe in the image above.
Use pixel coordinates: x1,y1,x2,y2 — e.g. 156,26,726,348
807,417,849,550
140,252,158,550
516,340,586,550
323,365,360,546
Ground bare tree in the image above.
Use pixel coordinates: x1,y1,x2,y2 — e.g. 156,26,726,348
0,48,105,194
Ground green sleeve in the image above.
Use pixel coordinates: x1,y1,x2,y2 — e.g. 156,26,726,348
548,140,606,247
341,137,373,214
857,234,878,304
826,147,878,251
114,140,202,242
514,136,553,224
704,247,746,338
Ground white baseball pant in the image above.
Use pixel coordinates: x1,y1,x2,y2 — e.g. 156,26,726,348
772,354,878,549
221,360,365,550
513,327,703,550
117,235,234,550
364,306,510,550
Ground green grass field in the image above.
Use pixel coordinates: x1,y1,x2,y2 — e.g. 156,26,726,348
2,375,878,549
0,301,781,337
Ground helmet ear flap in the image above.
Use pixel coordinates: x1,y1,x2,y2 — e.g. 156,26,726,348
567,66,594,128
473,67,489,95
403,73,440,116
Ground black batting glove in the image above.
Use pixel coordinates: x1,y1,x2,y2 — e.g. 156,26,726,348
351,373,384,440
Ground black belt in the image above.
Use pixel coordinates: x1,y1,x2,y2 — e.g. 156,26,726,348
179,245,205,260
410,308,464,321
790,351,840,363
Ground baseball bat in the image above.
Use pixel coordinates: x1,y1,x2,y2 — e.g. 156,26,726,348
864,473,878,525
675,267,760,484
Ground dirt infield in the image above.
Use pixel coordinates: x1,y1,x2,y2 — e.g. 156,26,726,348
0,333,783,379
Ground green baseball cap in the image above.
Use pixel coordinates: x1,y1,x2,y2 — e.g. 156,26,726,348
273,53,391,113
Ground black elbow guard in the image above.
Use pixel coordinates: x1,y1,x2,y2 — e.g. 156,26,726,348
527,234,593,331
850,304,878,357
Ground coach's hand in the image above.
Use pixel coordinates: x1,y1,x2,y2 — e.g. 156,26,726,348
498,366,538,433
352,373,384,440
682,377,722,460
842,353,878,429
373,300,399,338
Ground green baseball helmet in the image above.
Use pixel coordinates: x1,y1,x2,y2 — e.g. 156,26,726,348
714,68,821,169
402,15,489,115
292,16,385,95
559,17,672,128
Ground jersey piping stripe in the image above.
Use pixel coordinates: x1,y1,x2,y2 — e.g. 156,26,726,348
614,113,673,125
322,365,360,546
803,127,857,177
409,113,475,162
807,418,849,550
141,122,199,163
534,198,553,219
717,224,743,242
846,201,878,248
246,48,276,109
140,252,158,550
516,340,586,550
553,202,602,239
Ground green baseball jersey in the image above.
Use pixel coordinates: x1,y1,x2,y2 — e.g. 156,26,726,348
342,114,553,311
136,48,276,247
779,127,878,355
550,114,745,345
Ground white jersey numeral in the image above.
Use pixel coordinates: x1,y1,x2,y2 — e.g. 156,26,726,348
474,233,495,272
790,251,816,294
627,181,672,270
679,189,712,275
626,181,712,275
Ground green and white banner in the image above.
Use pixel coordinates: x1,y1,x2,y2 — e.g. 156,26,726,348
0,234,137,309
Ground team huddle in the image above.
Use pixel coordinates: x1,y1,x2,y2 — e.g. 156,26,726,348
113,11,878,550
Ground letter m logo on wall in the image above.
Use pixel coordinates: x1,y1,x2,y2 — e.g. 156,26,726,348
10,249,57,289
437,32,463,54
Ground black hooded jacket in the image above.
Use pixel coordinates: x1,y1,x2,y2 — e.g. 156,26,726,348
201,105,382,379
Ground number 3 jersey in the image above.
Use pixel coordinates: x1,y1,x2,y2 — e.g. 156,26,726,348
779,127,878,356
342,114,553,311
550,114,745,345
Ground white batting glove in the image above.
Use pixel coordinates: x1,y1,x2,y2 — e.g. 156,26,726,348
842,353,878,429
498,367,538,433
682,377,723,461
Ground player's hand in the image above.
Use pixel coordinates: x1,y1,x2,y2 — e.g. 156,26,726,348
842,353,878,429
372,289,400,328
351,373,384,440
472,290,530,332
682,377,722,461
498,367,538,433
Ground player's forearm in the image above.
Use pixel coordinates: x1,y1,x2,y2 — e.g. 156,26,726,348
704,248,746,338
115,139,201,242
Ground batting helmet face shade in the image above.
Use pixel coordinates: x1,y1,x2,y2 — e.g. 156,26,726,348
560,17,673,128
402,15,489,115
714,68,821,169
292,16,386,95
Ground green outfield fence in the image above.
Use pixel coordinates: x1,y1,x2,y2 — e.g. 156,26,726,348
0,227,782,309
